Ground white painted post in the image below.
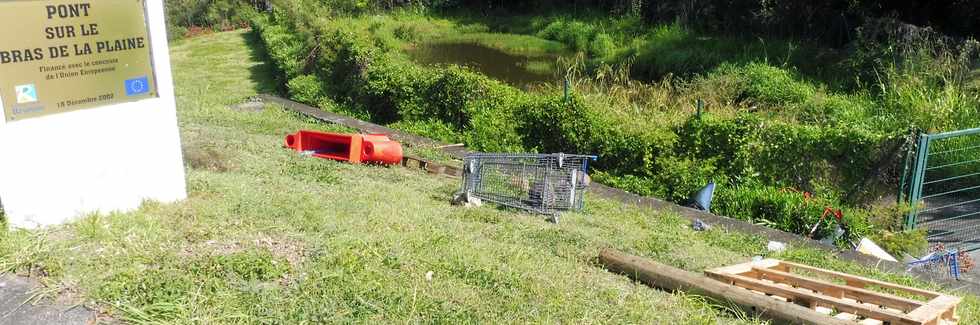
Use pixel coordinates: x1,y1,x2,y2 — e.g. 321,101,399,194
0,0,186,228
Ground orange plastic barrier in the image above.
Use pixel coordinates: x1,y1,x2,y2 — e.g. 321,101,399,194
284,130,403,165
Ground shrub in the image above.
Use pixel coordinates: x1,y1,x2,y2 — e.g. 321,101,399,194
871,230,927,258
649,156,722,202
876,62,980,132
714,63,815,106
287,75,327,104
356,57,430,123
713,182,869,242
537,19,595,52
860,200,928,257
798,93,873,126
592,172,660,197
165,0,257,40
167,25,189,41
847,19,980,131
388,119,462,143
516,94,679,176
676,113,892,195
589,33,616,58
423,66,493,129
463,88,528,153
393,24,417,41
629,24,727,79
465,108,526,153
253,16,306,78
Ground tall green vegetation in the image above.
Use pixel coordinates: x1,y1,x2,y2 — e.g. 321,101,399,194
278,1,980,42
164,0,265,40
249,0,978,256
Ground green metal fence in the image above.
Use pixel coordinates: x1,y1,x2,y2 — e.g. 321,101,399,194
905,127,980,250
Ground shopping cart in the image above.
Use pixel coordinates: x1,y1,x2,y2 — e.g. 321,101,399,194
460,153,597,222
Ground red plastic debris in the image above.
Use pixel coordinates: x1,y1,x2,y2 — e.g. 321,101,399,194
809,207,845,239
284,130,403,165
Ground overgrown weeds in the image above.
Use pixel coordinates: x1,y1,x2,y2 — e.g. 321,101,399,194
250,1,980,257
1,28,978,324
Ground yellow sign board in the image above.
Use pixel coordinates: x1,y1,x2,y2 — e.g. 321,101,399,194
0,0,157,122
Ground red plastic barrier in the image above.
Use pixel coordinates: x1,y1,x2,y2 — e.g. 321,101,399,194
285,130,403,165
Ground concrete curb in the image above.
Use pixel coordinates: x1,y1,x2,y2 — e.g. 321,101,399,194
259,94,980,295
0,275,96,325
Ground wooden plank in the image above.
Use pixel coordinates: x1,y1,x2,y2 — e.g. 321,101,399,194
707,259,781,276
443,166,462,177
708,259,960,324
859,319,884,325
770,294,789,302
706,262,755,276
401,156,422,168
779,261,941,299
906,295,960,323
707,272,917,324
400,156,463,178
752,266,924,312
885,306,905,314
598,249,852,325
834,312,858,320
424,162,444,174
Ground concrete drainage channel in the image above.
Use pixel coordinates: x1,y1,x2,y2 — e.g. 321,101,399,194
258,94,980,296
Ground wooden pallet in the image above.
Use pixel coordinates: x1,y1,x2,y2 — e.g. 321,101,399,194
401,155,462,178
705,259,960,325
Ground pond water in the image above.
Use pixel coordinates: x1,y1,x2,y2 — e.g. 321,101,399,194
407,42,557,88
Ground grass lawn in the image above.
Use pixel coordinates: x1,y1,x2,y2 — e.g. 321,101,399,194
0,30,976,324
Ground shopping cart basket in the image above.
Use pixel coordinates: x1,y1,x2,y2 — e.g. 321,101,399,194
460,153,597,221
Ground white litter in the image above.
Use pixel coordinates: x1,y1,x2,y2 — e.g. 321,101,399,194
767,241,787,253
855,237,897,262
451,192,483,208
465,196,483,208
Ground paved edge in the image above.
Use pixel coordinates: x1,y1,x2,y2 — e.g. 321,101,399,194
0,275,96,325
259,94,980,295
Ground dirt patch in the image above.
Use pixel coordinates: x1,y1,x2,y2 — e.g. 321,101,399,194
182,142,237,172
180,235,306,269
183,25,249,39
229,97,266,112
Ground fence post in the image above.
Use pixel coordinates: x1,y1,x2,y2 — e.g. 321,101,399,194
563,77,570,103
696,98,704,120
905,134,931,230
898,130,917,204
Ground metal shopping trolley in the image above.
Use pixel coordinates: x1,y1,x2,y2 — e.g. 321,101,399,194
460,153,597,222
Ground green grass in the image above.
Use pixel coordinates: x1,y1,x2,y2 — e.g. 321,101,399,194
337,12,568,61
1,30,977,324
433,32,567,57
970,68,980,90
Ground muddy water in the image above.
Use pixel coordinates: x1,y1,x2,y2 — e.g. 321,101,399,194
407,42,557,88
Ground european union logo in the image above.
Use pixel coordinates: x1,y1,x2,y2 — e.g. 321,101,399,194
124,76,150,96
